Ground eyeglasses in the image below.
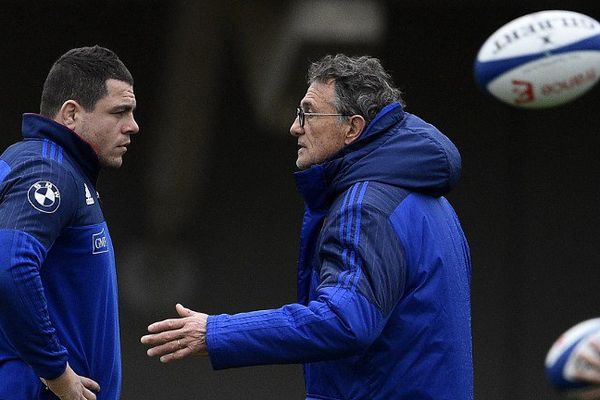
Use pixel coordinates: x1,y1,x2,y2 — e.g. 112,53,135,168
296,107,350,128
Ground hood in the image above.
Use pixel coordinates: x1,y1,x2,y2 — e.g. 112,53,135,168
295,102,461,209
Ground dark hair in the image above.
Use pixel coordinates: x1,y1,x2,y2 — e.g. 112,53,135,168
307,54,404,126
40,45,133,117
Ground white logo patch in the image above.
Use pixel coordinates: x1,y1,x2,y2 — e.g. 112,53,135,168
84,183,95,205
92,228,109,254
27,181,61,213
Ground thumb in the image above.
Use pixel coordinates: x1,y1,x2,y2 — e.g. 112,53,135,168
176,303,193,317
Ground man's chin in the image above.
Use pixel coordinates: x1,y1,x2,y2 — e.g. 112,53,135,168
296,157,312,170
296,161,308,170
100,157,123,169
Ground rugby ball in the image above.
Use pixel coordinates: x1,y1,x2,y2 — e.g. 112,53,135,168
545,318,600,397
474,10,600,108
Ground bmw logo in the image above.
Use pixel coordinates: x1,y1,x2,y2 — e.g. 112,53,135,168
28,181,61,213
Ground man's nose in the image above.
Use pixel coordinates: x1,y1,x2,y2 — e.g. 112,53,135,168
290,118,303,137
125,116,140,135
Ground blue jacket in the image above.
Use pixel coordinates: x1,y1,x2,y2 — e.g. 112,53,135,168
0,114,121,399
206,103,473,399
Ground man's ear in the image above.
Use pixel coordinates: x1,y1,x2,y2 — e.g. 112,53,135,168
56,100,82,130
344,115,366,145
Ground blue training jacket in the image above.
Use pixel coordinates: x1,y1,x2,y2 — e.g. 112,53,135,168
206,102,473,400
0,114,121,399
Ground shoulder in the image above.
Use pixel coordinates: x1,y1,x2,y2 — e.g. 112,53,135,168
0,144,85,248
3,138,63,164
3,154,77,194
1,141,81,218
3,139,67,169
2,139,78,184
332,181,410,218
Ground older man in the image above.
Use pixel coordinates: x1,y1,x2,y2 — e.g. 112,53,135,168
142,54,472,400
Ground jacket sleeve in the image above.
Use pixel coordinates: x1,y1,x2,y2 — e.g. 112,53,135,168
207,182,406,369
0,158,78,379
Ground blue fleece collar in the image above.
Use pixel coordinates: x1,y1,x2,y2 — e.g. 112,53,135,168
21,113,100,183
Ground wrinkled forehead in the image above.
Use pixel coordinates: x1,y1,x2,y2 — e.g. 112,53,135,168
301,80,336,109
105,79,136,105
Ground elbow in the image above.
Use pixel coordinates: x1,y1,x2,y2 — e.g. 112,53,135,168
316,288,386,357
321,322,377,359
328,306,383,355
343,324,378,353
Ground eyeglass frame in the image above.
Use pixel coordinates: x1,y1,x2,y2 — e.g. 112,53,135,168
296,107,352,128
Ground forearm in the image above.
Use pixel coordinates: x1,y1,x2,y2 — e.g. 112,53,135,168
206,287,384,369
0,229,67,379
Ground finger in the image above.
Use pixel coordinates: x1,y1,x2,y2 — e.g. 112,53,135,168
160,347,194,363
176,303,195,317
147,318,186,333
83,386,97,400
140,334,157,345
147,339,183,357
80,376,101,393
141,330,184,346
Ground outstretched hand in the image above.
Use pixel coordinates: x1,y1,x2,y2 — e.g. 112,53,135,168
141,303,209,363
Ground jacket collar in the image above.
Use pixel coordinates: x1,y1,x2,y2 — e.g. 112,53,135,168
294,164,333,211
21,113,100,183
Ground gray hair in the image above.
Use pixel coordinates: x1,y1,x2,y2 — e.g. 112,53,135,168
307,54,404,126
